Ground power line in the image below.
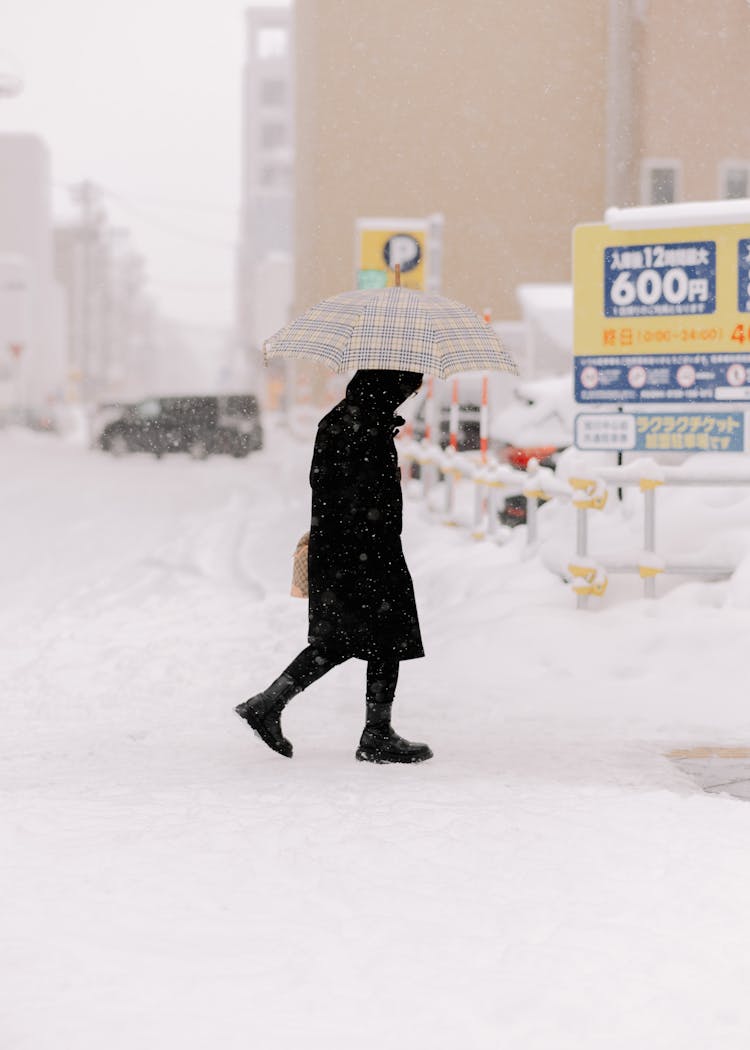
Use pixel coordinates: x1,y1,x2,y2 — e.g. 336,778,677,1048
149,276,234,292
99,185,239,217
101,187,237,250
55,180,237,250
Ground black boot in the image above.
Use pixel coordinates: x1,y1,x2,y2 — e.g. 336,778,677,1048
356,699,433,764
234,673,299,758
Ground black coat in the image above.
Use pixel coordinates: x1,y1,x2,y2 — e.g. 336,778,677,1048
307,370,425,662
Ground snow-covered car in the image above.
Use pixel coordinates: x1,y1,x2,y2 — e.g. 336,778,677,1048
98,394,264,459
407,374,572,523
489,375,574,526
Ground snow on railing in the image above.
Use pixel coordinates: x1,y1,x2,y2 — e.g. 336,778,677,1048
398,438,750,609
565,459,750,608
397,437,565,546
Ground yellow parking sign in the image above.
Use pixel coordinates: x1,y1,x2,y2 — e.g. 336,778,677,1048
355,218,435,291
574,211,750,404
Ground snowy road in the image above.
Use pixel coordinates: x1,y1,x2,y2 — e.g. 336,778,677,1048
2,424,750,1049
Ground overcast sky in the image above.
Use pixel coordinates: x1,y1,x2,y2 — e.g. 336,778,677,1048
0,0,290,331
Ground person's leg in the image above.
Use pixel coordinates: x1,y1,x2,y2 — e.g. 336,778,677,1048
235,643,350,758
283,643,350,691
363,657,400,728
356,658,433,764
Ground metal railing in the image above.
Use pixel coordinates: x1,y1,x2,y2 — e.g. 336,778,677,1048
397,437,566,546
399,438,750,609
567,463,750,608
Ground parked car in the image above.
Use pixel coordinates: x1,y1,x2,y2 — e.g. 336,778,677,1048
90,401,131,449
98,394,263,459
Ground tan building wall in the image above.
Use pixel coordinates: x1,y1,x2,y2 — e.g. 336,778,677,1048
639,0,750,201
294,0,750,329
294,0,608,319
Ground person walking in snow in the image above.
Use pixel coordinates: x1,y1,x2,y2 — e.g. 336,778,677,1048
235,369,432,764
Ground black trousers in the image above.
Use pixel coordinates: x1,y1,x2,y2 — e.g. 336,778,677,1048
282,644,399,708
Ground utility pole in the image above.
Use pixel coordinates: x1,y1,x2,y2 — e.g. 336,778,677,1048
0,55,23,98
70,180,105,404
606,0,640,208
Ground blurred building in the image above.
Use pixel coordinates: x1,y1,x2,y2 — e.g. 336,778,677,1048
294,0,750,326
0,133,66,418
54,182,157,403
0,253,29,415
236,4,295,382
0,53,23,99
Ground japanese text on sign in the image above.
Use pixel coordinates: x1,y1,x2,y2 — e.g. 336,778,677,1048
575,413,636,450
604,241,715,318
575,219,750,403
635,412,744,452
574,411,745,452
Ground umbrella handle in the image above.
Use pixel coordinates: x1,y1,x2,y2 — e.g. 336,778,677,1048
394,263,401,287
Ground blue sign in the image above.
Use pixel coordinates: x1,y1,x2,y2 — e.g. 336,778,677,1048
575,411,745,452
575,352,750,403
632,411,745,453
738,239,750,312
604,241,716,318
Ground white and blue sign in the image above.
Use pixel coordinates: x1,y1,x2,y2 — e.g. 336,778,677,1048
575,413,636,451
604,241,716,318
575,411,745,453
575,352,750,403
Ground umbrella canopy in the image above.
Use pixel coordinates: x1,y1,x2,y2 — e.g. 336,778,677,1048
263,287,519,380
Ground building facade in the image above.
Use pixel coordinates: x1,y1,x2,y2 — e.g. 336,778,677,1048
236,4,295,381
0,133,65,416
636,0,750,206
294,0,750,325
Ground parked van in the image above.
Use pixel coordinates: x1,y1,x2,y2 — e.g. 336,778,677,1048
98,395,263,459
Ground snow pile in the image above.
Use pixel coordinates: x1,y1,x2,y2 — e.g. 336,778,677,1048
516,283,574,377
606,198,750,229
490,374,576,448
3,423,750,1049
543,448,750,595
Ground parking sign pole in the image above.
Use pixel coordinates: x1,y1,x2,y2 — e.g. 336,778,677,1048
644,488,657,599
576,506,589,611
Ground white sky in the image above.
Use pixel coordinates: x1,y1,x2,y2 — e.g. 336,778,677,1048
0,0,290,331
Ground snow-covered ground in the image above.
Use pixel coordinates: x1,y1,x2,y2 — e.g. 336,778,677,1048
3,421,750,1050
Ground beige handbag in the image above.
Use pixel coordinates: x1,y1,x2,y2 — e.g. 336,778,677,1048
291,530,310,598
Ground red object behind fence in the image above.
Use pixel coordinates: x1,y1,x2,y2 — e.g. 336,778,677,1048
504,445,558,470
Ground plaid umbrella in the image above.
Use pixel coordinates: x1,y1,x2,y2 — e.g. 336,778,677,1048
263,287,519,379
